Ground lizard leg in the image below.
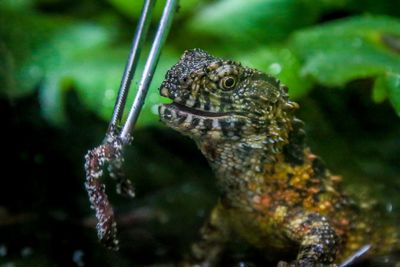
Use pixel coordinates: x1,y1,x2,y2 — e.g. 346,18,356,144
278,210,339,267
186,202,230,267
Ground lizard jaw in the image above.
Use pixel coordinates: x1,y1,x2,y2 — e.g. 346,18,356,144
161,102,233,118
158,102,231,131
158,102,248,141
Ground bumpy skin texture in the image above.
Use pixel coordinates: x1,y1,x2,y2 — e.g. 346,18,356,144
158,49,399,266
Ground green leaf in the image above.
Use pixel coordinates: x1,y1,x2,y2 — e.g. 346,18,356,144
290,15,400,114
298,42,399,86
291,16,400,84
187,0,321,45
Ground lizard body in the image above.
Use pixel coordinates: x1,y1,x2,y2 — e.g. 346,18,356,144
158,49,398,266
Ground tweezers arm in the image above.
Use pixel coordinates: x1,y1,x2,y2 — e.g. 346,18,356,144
120,0,178,142
109,0,156,129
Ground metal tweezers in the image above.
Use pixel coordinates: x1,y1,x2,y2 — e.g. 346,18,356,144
112,0,177,141
84,0,178,250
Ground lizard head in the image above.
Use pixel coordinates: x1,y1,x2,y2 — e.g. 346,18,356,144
159,49,298,143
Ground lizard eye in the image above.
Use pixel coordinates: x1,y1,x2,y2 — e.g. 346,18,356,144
220,76,237,90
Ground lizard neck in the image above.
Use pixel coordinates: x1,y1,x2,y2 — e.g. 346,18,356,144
196,117,306,206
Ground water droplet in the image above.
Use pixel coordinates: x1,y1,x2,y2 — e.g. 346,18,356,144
105,88,115,100
268,63,282,75
151,104,159,115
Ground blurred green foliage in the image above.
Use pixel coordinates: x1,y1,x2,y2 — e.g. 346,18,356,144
1,0,400,123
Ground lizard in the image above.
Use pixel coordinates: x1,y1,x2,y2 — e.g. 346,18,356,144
158,48,399,266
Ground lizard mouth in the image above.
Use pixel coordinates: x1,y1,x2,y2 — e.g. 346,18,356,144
159,101,249,139
159,85,238,119
161,102,233,118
